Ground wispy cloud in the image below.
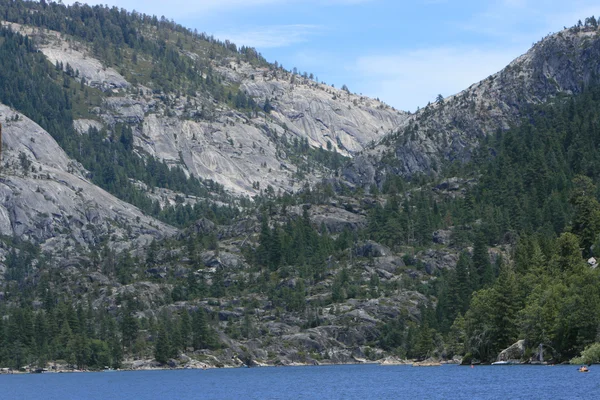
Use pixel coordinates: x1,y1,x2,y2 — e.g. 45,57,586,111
353,46,521,111
214,25,324,49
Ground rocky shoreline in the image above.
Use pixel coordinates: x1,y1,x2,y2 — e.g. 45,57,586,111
1,355,465,374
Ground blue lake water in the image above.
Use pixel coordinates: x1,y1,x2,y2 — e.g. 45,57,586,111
0,364,598,399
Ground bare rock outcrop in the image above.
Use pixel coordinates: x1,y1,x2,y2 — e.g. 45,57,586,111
496,340,526,362
0,104,176,254
4,22,409,197
3,22,130,90
240,69,407,156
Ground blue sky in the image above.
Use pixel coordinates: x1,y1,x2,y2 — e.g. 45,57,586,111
65,0,600,111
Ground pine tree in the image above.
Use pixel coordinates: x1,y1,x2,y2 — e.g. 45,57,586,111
257,215,271,267
570,175,600,256
449,252,473,315
179,310,192,349
192,309,217,350
269,226,282,270
120,308,138,352
472,234,493,287
491,261,519,352
154,324,171,364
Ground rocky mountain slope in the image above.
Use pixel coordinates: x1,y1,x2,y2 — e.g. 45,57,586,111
344,24,600,187
0,104,175,256
1,1,599,371
5,21,405,197
0,6,429,369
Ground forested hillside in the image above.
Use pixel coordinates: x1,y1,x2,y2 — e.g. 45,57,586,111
433,87,600,363
0,1,600,371
0,23,240,229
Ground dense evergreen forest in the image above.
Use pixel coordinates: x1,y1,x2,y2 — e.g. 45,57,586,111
218,85,600,364
2,0,600,370
392,87,600,363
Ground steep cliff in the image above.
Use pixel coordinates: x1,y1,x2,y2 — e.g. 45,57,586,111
5,21,405,196
0,104,175,255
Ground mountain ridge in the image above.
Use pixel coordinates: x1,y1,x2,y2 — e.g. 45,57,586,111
345,23,600,187
2,18,404,197
0,0,599,371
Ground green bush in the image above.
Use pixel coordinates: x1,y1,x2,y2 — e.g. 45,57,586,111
570,343,600,365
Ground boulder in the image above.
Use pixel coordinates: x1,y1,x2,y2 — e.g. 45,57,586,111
379,356,410,365
87,272,111,286
309,205,367,233
355,241,391,258
432,229,451,245
280,333,325,352
496,339,526,362
419,249,458,273
201,250,244,270
189,218,216,236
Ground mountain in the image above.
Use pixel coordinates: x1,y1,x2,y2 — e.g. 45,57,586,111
344,23,600,187
0,1,600,371
0,103,175,253
0,2,423,370
4,18,404,197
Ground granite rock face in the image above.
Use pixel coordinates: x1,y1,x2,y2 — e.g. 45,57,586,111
239,68,407,156
0,104,176,255
496,340,526,362
4,22,130,91
344,26,600,187
125,66,407,196
14,21,406,197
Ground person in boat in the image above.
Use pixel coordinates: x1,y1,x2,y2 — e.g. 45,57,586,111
579,365,589,372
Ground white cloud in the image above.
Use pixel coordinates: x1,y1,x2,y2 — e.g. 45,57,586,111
214,25,323,49
353,47,522,111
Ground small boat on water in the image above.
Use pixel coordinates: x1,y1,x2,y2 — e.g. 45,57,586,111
578,366,589,373
491,360,520,365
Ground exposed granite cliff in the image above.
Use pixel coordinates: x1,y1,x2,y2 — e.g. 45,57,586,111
0,104,176,255
5,21,406,196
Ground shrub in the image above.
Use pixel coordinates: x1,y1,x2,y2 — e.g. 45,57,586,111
570,343,600,364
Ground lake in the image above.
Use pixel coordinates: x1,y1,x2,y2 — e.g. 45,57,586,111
0,364,597,399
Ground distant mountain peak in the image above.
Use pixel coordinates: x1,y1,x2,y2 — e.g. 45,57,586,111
344,23,600,187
